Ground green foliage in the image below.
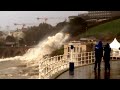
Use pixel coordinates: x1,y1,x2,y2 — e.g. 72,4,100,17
0,41,4,47
24,21,68,46
69,17,87,26
68,17,87,37
80,18,120,41
5,35,16,42
50,46,64,57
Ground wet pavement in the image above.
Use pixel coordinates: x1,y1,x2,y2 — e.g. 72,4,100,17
56,61,120,79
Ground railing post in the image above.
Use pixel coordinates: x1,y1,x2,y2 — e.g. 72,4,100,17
87,52,90,64
81,52,83,65
84,52,86,65
39,60,41,79
37,51,104,79
90,52,92,63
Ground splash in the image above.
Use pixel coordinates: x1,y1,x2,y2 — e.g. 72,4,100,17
13,31,25,40
0,28,69,63
22,32,69,61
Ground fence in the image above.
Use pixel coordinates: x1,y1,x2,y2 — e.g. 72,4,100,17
26,51,120,79
38,51,95,79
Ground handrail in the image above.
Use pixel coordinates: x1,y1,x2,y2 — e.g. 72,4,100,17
26,51,120,79
38,51,95,79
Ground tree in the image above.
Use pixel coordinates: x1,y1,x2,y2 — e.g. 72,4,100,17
5,35,16,42
23,22,68,46
68,17,88,37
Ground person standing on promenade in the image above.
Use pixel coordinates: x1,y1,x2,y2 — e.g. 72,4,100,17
94,41,103,71
103,43,111,72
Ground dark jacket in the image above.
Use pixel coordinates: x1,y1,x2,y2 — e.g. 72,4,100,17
95,44,103,58
103,43,111,61
95,41,103,57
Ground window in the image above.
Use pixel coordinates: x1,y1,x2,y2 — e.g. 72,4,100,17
77,47,79,52
80,47,82,51
74,47,76,52
68,47,69,52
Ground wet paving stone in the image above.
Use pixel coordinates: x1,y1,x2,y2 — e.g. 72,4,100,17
57,61,120,79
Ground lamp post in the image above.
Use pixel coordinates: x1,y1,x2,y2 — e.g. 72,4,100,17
69,43,74,75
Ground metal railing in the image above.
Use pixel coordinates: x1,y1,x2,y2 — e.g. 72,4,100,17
38,51,95,79
26,51,120,79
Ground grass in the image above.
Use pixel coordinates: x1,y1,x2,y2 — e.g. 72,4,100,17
53,18,120,56
80,18,120,40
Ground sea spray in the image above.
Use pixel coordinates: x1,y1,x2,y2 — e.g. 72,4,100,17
0,27,69,63
22,32,69,61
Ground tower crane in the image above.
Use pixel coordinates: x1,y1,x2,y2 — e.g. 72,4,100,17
14,23,26,29
37,17,48,23
36,17,67,23
14,23,37,31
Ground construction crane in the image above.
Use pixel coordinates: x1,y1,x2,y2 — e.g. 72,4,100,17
37,17,48,23
14,23,26,29
14,23,35,29
37,17,67,23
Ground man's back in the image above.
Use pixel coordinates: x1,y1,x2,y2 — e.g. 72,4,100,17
104,45,111,58
95,45,103,58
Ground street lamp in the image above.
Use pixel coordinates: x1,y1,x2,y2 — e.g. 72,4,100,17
69,42,74,75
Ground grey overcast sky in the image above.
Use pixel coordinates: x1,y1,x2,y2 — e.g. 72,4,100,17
0,11,88,31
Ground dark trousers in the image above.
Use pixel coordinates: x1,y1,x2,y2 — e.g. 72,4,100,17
104,57,110,71
105,61,110,71
94,57,102,70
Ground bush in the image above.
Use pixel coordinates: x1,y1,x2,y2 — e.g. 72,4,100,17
50,46,64,57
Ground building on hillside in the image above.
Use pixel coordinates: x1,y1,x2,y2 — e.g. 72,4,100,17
5,35,17,47
68,13,89,21
80,37,97,43
69,11,120,22
89,11,120,19
88,11,112,20
64,40,95,56
64,41,86,56
5,42,16,47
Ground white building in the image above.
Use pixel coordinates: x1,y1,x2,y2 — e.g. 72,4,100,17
64,41,94,56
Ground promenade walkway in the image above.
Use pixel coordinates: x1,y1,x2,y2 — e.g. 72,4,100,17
56,61,120,79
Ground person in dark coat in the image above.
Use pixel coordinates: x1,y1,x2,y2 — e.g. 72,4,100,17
94,41,103,71
103,43,111,72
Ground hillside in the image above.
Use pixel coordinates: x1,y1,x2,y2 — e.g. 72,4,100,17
79,18,120,42
19,21,68,46
50,18,120,56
